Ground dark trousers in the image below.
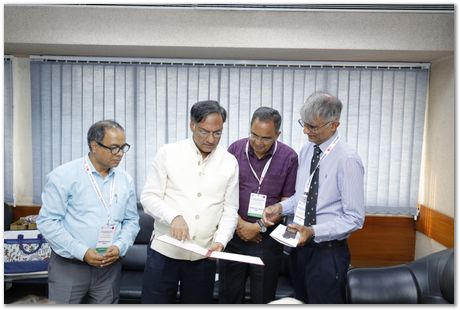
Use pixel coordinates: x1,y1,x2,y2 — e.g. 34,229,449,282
289,241,350,304
218,234,283,304
141,247,216,304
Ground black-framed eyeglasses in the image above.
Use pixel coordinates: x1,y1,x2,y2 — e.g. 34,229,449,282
196,126,223,138
249,132,275,144
97,141,131,154
298,119,331,133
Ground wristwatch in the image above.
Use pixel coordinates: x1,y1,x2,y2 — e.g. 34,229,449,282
256,219,267,233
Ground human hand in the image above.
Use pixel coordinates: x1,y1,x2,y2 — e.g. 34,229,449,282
170,215,190,241
262,203,282,226
209,242,224,252
236,220,261,243
83,248,104,267
101,245,120,267
287,223,314,247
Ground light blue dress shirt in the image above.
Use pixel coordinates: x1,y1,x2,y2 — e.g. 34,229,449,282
37,154,140,261
281,131,365,242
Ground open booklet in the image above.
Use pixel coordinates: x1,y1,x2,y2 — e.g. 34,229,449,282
156,235,264,266
269,224,300,247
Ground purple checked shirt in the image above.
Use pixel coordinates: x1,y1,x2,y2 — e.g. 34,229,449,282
228,138,298,223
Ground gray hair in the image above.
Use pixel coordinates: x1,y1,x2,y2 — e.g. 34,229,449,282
87,120,124,150
300,91,342,124
251,106,282,132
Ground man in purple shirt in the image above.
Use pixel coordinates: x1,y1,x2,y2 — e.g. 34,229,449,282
219,107,298,304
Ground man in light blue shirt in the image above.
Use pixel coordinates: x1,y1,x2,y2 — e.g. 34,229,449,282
37,120,140,304
263,91,365,303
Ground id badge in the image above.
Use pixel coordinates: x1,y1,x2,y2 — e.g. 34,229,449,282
293,198,307,226
247,193,267,218
96,224,115,254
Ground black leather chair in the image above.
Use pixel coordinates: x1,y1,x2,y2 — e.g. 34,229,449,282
119,203,154,302
346,248,454,304
346,265,421,303
409,248,454,303
440,250,454,304
4,203,13,229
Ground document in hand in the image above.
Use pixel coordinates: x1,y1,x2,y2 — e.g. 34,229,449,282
156,234,264,266
269,224,300,247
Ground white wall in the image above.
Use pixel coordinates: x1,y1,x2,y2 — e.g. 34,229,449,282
4,5,453,61
415,55,454,258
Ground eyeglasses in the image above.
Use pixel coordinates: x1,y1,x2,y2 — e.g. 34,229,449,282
249,132,275,144
97,141,131,154
196,126,223,138
298,119,331,133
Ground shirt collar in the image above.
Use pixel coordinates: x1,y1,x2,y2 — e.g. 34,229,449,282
317,131,339,153
85,153,115,178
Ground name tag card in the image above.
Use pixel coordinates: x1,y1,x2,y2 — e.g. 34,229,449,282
293,198,307,226
247,193,267,218
96,224,115,254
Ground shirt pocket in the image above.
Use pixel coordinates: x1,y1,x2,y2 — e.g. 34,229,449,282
111,192,130,222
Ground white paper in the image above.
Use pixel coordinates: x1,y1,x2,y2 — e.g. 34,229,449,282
269,224,300,247
156,235,264,266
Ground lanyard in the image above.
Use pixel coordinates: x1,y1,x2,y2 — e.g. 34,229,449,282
245,141,278,193
303,135,340,196
84,159,115,224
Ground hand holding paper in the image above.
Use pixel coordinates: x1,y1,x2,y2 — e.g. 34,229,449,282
269,224,300,247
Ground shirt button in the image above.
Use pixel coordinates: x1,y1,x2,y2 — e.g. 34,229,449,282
197,192,202,197
195,215,200,220
198,172,203,176
192,236,196,240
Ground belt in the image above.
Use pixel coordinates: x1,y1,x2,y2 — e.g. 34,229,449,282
306,239,347,248
52,250,87,266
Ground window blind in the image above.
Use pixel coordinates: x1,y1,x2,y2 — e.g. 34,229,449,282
29,56,429,216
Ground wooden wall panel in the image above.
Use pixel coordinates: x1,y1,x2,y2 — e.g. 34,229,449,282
415,204,454,248
348,216,416,267
11,205,41,222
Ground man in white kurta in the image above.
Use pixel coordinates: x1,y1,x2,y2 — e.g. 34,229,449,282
140,100,239,304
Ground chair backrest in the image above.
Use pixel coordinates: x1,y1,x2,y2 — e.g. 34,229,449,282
440,250,454,304
134,203,154,244
408,248,453,303
4,203,13,229
346,265,421,304
121,203,154,271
